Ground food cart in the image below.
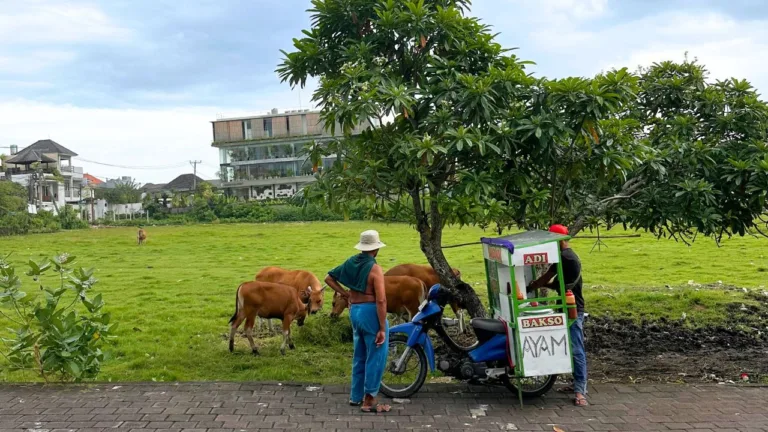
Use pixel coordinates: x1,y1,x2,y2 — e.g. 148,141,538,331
480,230,576,402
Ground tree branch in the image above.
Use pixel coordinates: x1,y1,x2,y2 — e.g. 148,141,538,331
597,189,642,205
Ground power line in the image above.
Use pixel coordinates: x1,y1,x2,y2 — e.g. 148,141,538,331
76,157,189,170
195,169,217,180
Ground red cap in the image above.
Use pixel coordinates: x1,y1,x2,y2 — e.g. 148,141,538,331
549,224,569,235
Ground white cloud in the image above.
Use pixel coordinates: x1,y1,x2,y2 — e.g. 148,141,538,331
0,1,130,76
480,4,768,96
596,12,768,93
0,100,220,184
477,0,608,29
0,50,77,74
0,80,53,89
538,0,608,20
0,2,131,44
0,83,319,184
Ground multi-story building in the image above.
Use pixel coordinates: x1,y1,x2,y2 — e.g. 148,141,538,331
3,139,85,214
211,108,371,200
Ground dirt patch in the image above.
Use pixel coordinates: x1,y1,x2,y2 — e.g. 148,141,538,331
587,289,768,383
587,317,768,383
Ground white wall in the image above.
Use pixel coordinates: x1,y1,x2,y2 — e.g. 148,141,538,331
92,200,143,220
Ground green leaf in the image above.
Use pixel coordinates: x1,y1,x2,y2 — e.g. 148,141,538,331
67,361,81,377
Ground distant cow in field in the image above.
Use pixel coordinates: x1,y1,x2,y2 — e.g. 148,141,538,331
228,281,310,356
384,264,466,330
255,266,326,333
330,275,426,322
137,228,147,245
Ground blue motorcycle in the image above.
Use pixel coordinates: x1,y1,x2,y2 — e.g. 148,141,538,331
380,284,557,398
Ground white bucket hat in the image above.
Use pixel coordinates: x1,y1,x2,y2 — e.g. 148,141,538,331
355,230,386,251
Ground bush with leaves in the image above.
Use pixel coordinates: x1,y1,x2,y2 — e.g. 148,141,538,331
58,205,89,230
0,254,115,382
0,213,33,236
0,181,28,214
189,198,217,222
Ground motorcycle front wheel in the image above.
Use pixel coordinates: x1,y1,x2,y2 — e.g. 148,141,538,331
501,373,557,398
380,334,428,399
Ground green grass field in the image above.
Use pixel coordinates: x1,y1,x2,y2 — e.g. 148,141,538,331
0,222,766,383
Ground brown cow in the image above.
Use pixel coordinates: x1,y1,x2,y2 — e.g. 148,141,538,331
384,263,461,288
228,281,310,356
255,266,325,334
384,264,466,331
330,275,426,321
137,228,147,245
255,266,325,313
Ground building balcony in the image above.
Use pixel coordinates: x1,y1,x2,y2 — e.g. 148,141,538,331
60,165,83,174
221,174,317,188
5,165,82,178
60,165,84,180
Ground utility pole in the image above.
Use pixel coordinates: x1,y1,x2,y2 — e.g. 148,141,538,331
190,160,202,191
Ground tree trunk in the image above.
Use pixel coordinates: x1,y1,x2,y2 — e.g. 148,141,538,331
410,187,487,319
419,231,487,318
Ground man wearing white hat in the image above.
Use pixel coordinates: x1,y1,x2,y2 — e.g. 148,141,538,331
325,230,391,413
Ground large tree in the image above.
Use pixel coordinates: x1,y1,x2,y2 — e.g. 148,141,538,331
497,60,768,242
278,0,768,317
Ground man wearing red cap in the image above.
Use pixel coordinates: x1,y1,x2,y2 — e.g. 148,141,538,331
528,224,588,406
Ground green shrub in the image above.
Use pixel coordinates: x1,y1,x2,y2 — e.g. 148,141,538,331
58,205,89,230
93,201,366,226
0,213,33,236
189,198,217,222
0,254,115,382
295,314,353,346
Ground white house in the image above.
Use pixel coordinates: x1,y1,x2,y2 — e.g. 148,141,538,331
3,140,85,215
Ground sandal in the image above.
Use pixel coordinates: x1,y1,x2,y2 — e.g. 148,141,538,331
361,403,391,413
349,400,361,406
574,395,588,407
556,385,574,393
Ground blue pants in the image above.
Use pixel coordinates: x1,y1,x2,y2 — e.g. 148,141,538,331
570,312,588,395
349,303,389,402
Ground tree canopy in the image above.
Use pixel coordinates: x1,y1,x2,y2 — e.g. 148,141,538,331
0,181,28,214
94,178,142,204
278,0,768,316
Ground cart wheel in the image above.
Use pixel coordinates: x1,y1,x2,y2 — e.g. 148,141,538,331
501,374,557,398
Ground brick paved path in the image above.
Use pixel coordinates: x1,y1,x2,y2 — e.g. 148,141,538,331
0,382,766,431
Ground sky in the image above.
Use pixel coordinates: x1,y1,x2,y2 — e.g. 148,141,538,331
1,0,768,184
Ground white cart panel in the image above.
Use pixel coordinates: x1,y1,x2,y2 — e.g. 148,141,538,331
517,313,572,377
511,242,560,267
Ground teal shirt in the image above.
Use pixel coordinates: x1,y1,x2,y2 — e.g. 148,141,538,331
328,253,376,293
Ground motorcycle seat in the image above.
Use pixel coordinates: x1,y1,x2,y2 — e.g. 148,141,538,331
470,318,507,334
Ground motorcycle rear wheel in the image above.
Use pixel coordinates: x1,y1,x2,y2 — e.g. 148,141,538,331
380,334,428,399
501,373,557,398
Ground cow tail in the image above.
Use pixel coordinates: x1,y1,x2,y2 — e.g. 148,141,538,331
420,280,427,303
229,284,242,324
